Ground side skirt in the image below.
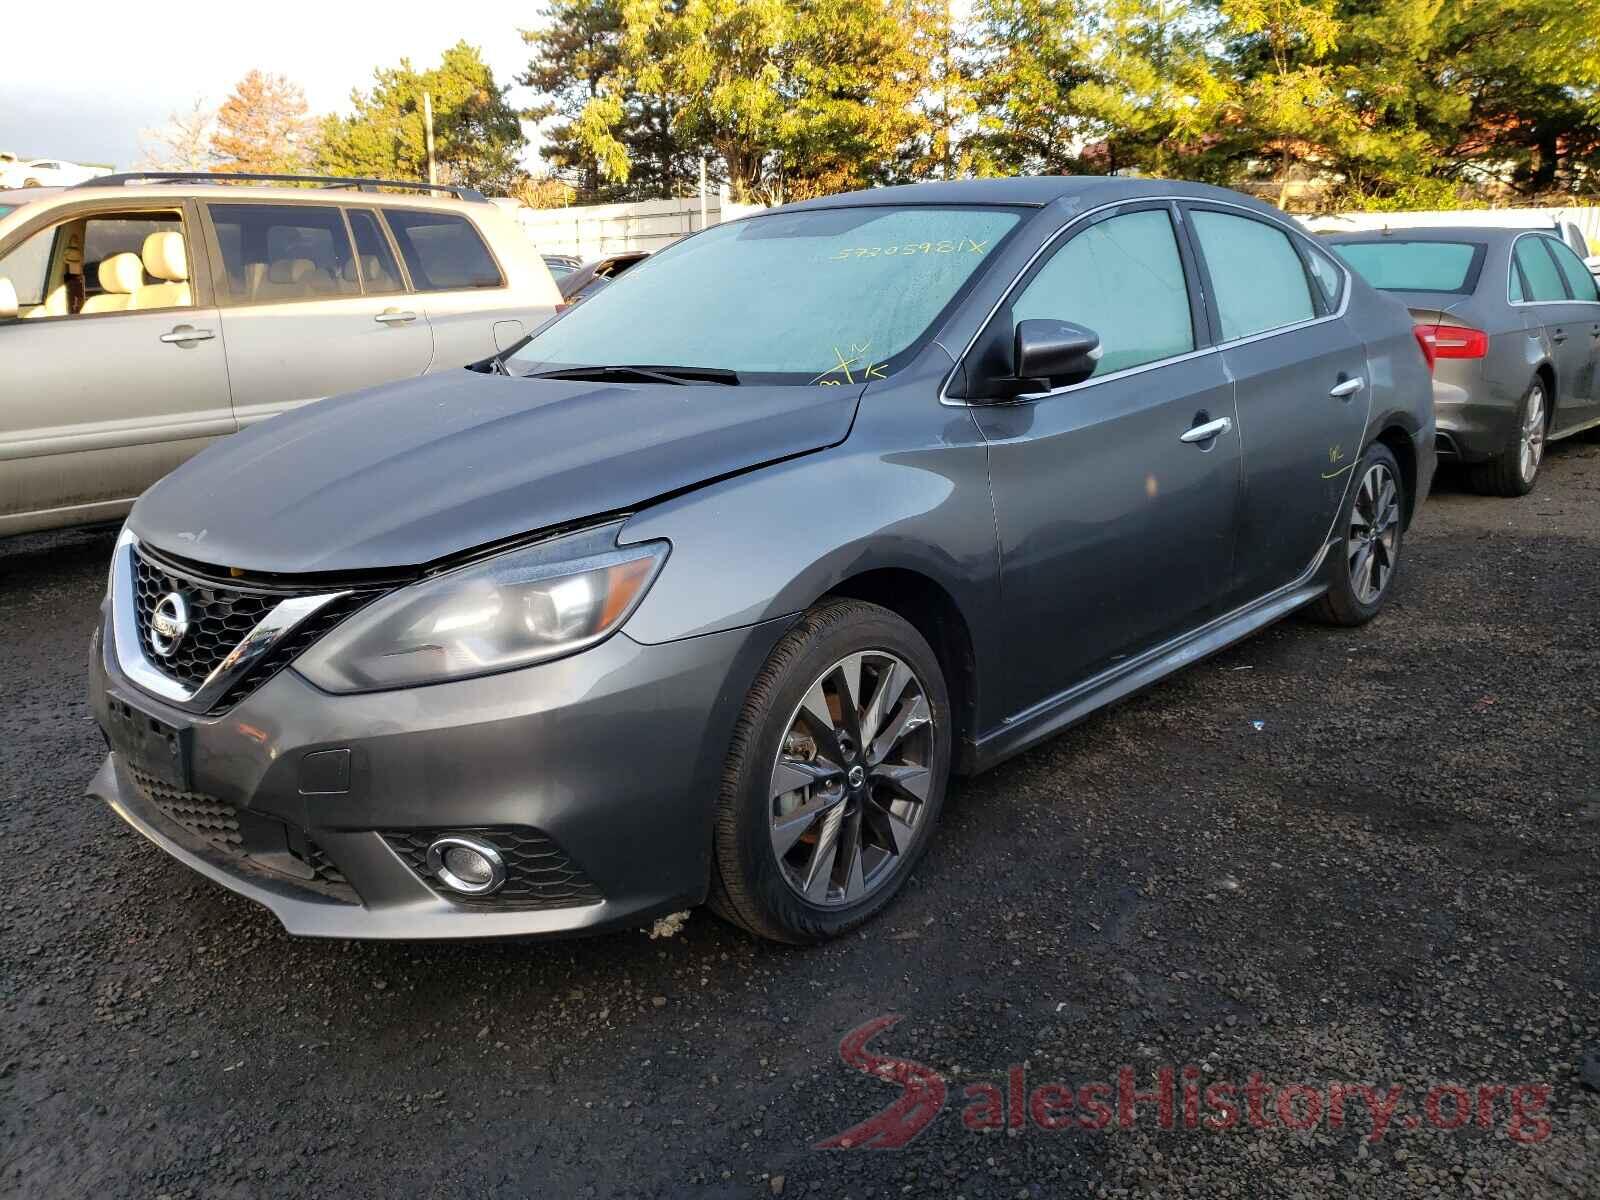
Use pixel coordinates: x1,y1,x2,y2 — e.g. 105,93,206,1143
971,547,1332,774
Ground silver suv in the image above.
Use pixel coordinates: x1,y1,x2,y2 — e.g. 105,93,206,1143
0,172,562,536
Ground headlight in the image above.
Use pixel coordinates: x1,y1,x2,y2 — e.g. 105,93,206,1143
295,522,667,693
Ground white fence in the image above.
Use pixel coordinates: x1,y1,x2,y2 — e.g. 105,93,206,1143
493,191,766,261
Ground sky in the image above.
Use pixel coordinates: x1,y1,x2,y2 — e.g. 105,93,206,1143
0,0,547,171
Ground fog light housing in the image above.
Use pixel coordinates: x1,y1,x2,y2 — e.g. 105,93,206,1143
425,835,506,896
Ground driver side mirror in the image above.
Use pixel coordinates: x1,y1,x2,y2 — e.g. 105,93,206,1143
0,278,17,321
1014,319,1100,390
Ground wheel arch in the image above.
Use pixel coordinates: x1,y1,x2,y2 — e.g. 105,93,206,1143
822,568,982,775
1533,362,1557,427
1374,424,1419,529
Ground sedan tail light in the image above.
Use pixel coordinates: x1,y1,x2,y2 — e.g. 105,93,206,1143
1412,325,1437,374
1415,323,1488,362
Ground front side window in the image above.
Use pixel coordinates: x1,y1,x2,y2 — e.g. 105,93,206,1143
0,223,54,306
383,210,501,291
1513,236,1568,302
0,209,185,316
208,203,359,302
1011,208,1194,378
1190,210,1315,339
506,205,1025,384
1545,238,1600,303
1332,240,1483,294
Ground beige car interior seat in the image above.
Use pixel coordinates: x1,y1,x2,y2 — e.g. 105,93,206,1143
80,252,144,313
135,231,191,309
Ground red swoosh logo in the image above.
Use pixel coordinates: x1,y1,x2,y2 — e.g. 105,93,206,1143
814,1015,947,1149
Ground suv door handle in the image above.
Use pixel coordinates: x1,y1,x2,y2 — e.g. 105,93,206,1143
159,326,214,344
1328,376,1365,398
375,309,417,324
1179,416,1233,444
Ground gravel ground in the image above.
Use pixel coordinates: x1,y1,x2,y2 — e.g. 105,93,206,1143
3,443,1597,1199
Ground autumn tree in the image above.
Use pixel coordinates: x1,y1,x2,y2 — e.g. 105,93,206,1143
317,42,526,192
211,71,314,174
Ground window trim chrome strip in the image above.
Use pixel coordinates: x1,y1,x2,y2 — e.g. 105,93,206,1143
938,194,1354,407
111,528,348,712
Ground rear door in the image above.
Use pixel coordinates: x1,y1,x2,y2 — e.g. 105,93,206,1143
0,200,233,532
1183,203,1371,605
200,201,434,428
380,207,530,365
970,202,1241,713
1535,235,1600,432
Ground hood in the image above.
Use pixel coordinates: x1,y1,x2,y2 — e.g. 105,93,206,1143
130,371,861,574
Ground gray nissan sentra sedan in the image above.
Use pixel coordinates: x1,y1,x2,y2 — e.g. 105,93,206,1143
87,178,1435,944
1327,227,1600,496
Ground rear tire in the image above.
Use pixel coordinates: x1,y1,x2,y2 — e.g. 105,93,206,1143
1467,379,1546,497
709,599,951,944
1308,442,1405,627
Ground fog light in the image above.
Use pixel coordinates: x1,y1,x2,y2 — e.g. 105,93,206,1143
425,835,506,896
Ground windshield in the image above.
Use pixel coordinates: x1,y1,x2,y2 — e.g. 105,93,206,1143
1332,240,1485,294
507,205,1025,384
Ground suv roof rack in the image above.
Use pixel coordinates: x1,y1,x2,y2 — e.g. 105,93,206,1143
76,171,487,202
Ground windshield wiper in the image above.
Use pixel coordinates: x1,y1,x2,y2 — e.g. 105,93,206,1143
527,364,741,386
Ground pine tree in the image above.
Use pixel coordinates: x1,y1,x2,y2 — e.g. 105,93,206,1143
211,71,313,175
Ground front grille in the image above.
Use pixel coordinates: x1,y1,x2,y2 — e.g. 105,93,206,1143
383,827,603,910
126,763,356,902
129,545,381,714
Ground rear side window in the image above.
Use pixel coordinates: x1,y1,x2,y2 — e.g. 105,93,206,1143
1545,238,1599,303
1190,210,1314,339
345,208,405,295
208,203,359,302
1513,236,1568,302
1012,208,1194,378
1330,240,1482,294
382,210,502,291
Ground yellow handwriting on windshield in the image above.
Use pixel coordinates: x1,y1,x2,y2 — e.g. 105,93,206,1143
813,341,887,385
828,236,991,262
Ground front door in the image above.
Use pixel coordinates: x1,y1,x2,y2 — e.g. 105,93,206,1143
0,204,233,532
200,201,434,428
969,203,1241,717
1183,204,1373,604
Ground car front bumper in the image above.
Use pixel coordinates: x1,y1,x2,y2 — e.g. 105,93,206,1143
87,607,793,939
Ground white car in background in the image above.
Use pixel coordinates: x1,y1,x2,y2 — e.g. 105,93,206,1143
0,158,110,188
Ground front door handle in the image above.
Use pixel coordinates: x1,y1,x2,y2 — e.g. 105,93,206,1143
374,309,417,325
1328,376,1365,398
1179,416,1233,444
159,326,215,344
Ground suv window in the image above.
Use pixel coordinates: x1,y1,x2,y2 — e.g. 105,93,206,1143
0,224,55,306
1190,210,1315,339
208,203,359,302
383,209,501,291
1545,237,1600,303
1513,236,1568,302
346,209,405,295
0,209,183,314
1011,208,1194,379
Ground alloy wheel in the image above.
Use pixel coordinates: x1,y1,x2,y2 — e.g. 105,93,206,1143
1348,462,1401,606
769,651,934,907
1520,386,1546,484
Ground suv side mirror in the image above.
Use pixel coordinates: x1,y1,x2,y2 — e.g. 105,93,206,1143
1014,319,1100,389
0,278,17,321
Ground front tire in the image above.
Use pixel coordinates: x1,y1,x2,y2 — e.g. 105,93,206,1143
1467,379,1546,497
1308,442,1405,627
709,599,951,944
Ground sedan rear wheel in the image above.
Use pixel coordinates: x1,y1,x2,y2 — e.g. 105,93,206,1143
710,600,950,943
1468,380,1546,497
1308,441,1406,626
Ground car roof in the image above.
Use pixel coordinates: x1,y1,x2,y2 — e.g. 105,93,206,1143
1323,227,1531,245
768,176,1293,218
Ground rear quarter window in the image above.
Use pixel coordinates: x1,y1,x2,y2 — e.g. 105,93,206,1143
383,210,502,291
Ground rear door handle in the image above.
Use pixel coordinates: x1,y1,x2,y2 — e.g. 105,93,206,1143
159,326,214,344
1179,416,1233,444
1328,376,1365,398
1551,329,1567,344
375,309,417,325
